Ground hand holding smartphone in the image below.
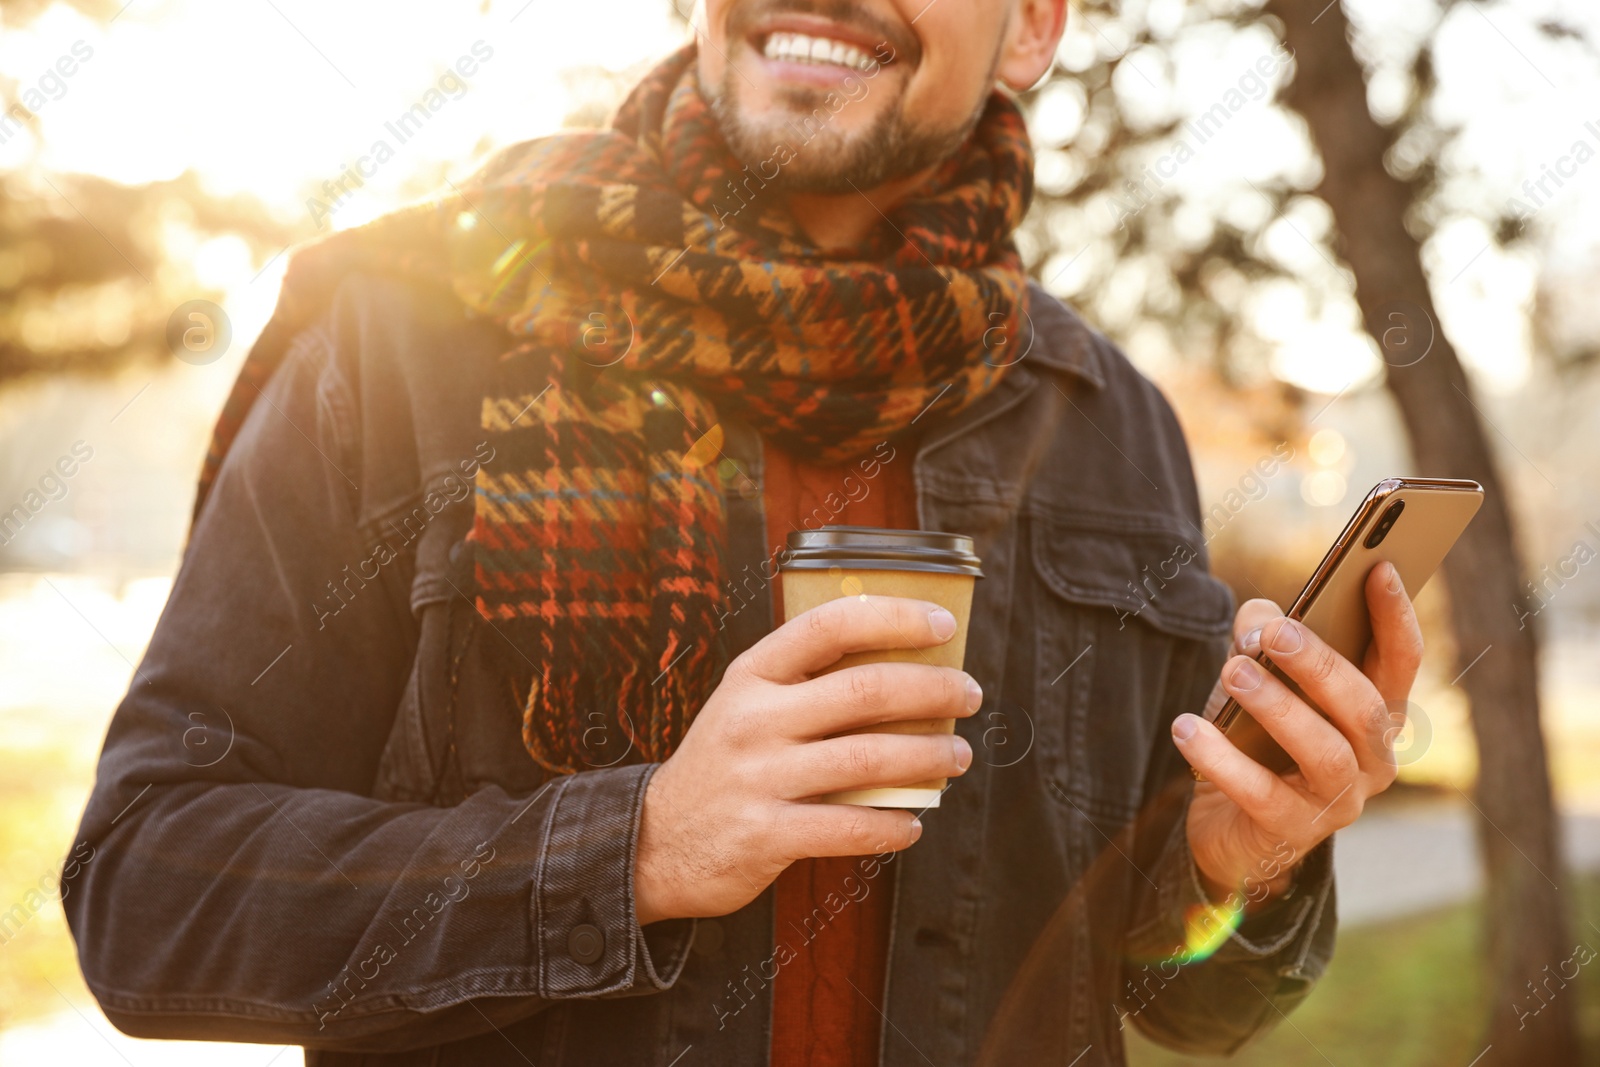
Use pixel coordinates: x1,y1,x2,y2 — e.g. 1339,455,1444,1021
1203,477,1484,777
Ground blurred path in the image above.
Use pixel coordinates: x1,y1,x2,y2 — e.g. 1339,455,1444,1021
0,1013,299,1067
1335,798,1600,925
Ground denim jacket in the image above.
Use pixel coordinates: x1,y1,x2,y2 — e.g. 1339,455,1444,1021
65,271,1335,1065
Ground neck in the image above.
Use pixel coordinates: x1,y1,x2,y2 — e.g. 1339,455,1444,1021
784,165,938,252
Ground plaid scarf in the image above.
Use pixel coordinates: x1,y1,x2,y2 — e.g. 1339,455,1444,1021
195,45,1033,776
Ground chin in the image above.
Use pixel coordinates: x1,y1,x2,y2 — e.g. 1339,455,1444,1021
705,74,941,196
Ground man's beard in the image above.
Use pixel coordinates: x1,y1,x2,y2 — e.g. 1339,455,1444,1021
700,69,990,196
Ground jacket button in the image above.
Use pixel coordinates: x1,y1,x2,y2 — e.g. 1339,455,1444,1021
568,924,604,964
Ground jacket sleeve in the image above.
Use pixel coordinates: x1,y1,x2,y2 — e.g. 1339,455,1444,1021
62,311,695,1053
1118,632,1337,1055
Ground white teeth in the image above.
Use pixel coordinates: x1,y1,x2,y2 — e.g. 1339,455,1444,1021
761,31,874,72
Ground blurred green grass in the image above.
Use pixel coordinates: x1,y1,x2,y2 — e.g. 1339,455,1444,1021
0,734,99,1030
1129,875,1600,1067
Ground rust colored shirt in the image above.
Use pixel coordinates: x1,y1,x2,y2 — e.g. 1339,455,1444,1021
763,436,919,1067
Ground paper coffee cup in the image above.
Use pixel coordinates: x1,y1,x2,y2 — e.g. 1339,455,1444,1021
780,525,982,809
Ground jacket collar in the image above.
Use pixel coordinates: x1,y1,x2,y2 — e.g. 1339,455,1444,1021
915,286,1100,483
1019,282,1106,390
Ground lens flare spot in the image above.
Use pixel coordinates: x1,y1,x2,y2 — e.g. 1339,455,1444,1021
681,423,725,471
1178,899,1244,962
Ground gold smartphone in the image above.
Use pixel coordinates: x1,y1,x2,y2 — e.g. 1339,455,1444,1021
1204,477,1484,776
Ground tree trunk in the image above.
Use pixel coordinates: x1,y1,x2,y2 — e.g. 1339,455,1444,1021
1264,1,1578,1062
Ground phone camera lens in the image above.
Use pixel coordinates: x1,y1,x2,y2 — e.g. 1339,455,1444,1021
1364,499,1406,549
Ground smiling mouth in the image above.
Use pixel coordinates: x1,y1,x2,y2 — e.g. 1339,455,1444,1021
758,30,882,73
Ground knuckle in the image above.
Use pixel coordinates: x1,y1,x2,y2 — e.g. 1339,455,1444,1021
735,642,780,684
777,807,821,861
847,666,888,712
800,812,836,856
841,737,880,780
1306,646,1342,686
719,704,760,748
1257,687,1297,724
1375,758,1399,790
1246,776,1281,813
727,647,760,683
805,603,839,641
1364,697,1393,740
1316,742,1358,783
840,808,873,845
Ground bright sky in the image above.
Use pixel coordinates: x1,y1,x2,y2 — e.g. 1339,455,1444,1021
2,0,1597,397
0,0,683,205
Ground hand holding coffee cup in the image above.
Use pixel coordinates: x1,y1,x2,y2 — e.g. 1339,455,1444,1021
634,583,980,926
780,526,982,809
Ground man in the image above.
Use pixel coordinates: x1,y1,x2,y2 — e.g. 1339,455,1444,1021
66,1,1421,1064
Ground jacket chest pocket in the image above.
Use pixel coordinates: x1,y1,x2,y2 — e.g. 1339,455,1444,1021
1023,510,1233,825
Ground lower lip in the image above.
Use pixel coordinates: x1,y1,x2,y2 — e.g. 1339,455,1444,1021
752,50,881,88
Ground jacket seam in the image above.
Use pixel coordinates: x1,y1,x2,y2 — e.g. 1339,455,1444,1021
533,773,576,998
90,963,547,1025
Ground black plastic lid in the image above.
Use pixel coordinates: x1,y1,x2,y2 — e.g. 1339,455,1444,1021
782,525,983,578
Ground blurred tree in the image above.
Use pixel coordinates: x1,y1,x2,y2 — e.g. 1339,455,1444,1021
1023,0,1584,1060
1268,2,1578,1061
0,1,297,387
0,171,294,384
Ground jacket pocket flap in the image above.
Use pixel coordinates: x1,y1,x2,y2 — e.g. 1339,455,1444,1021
1030,509,1234,640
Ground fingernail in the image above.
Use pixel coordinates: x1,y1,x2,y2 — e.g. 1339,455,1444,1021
1172,714,1199,742
1270,620,1304,654
1240,627,1262,654
910,817,923,842
953,735,973,771
1386,562,1403,594
929,608,957,641
965,677,983,711
1229,659,1263,691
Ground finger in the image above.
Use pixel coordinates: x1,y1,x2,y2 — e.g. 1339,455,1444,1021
1258,616,1390,776
1171,713,1307,829
1232,598,1286,657
777,731,972,800
776,662,980,738
1362,561,1424,706
1200,599,1286,722
740,596,959,683
1217,655,1359,798
774,801,923,861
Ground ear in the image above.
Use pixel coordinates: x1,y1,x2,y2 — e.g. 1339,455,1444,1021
995,0,1068,92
